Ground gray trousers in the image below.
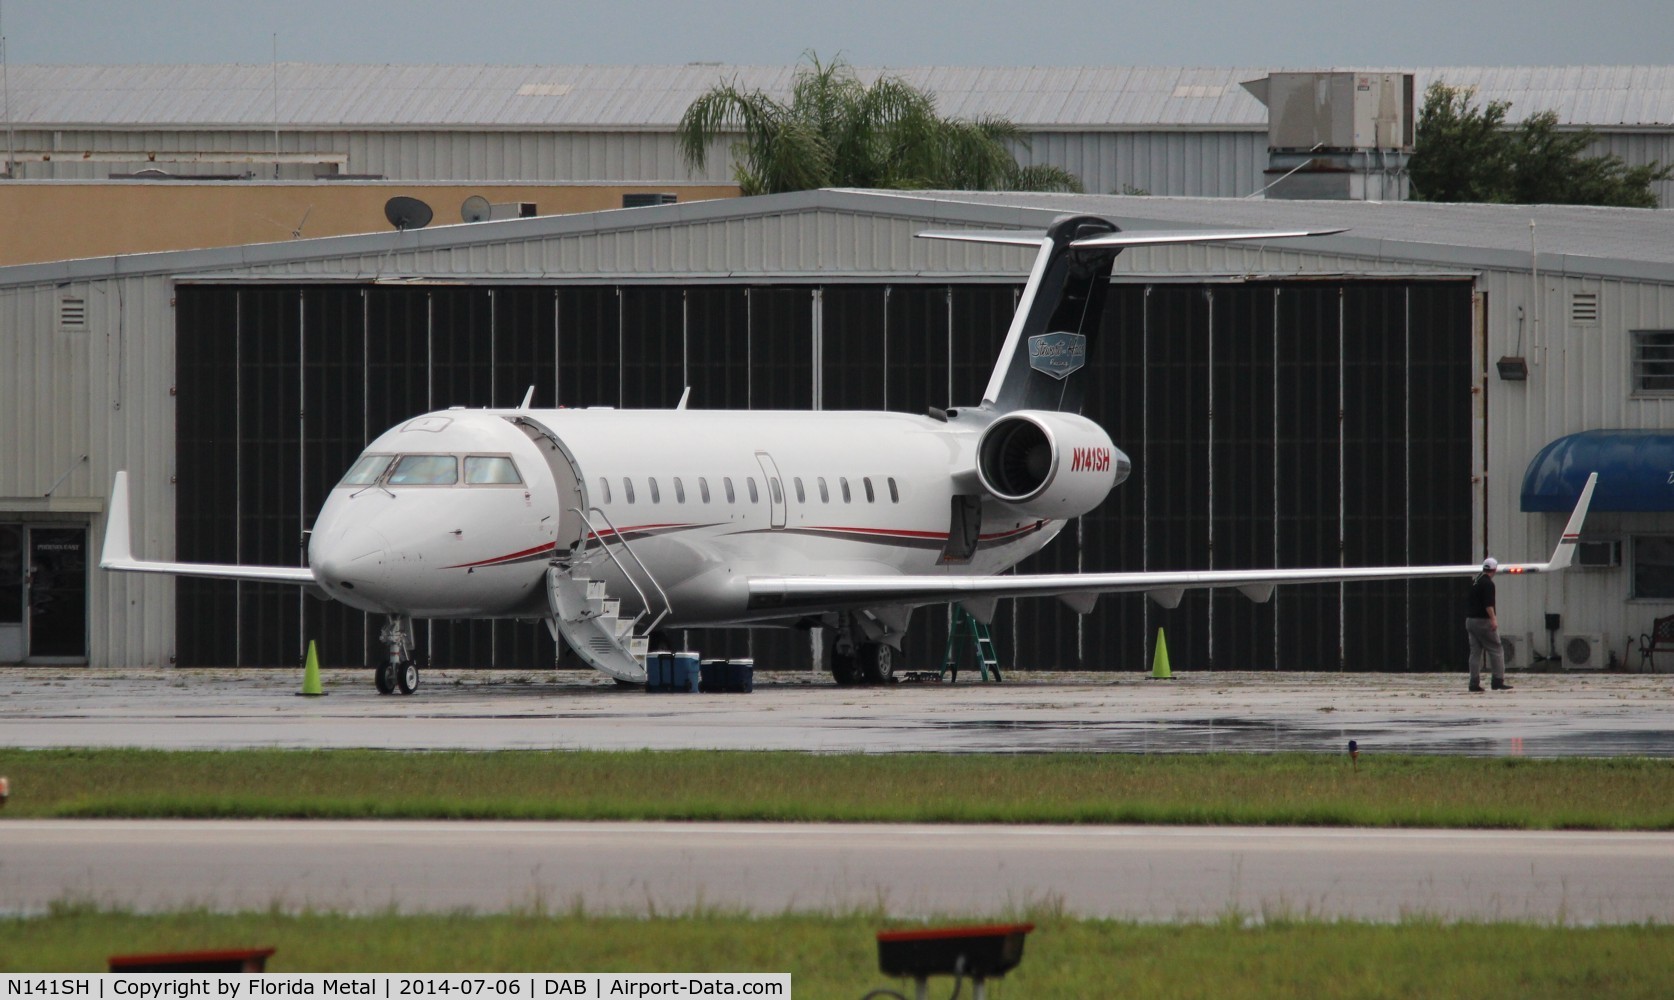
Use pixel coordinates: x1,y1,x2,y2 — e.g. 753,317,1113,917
1465,617,1504,685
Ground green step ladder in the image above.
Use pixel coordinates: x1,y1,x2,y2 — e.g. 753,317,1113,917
940,605,1003,683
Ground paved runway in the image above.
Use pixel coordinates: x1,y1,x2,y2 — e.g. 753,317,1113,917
6,819,1672,923
1,667,1670,756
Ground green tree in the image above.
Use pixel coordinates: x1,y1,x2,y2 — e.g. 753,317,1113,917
1410,82,1670,207
678,54,1082,195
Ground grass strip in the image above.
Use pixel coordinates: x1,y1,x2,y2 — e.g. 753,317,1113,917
6,906,1673,998
1,748,1671,828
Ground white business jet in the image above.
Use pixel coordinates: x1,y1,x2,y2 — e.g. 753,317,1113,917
102,215,1598,693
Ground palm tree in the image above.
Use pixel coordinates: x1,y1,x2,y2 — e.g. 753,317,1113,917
678,54,1082,196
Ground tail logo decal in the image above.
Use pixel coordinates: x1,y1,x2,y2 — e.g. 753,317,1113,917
1028,332,1087,380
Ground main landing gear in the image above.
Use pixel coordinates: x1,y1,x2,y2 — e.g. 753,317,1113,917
831,633,895,687
376,615,419,695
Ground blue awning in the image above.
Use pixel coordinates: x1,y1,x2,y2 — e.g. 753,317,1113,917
1522,430,1674,512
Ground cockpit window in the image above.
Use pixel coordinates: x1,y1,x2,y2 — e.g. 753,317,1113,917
387,454,458,486
464,456,522,485
339,453,394,487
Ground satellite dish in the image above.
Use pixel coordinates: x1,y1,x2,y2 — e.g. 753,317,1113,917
461,195,492,223
384,196,434,231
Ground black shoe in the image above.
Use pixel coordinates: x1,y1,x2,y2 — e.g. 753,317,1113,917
1491,680,1514,691
1468,683,1484,692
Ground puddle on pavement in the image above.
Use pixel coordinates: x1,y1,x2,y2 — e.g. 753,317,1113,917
913,716,1674,757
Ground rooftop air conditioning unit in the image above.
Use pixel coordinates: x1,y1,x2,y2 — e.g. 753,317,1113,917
1562,633,1606,670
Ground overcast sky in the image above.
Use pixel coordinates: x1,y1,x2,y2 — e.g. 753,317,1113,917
2,0,1671,67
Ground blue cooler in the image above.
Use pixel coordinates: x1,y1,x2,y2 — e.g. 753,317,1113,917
673,651,701,693
700,659,723,693
645,651,670,692
726,657,755,694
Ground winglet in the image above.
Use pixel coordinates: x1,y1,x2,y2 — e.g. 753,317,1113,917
1539,471,1598,572
101,471,135,568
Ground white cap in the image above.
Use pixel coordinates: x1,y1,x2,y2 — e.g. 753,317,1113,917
1482,557,1499,572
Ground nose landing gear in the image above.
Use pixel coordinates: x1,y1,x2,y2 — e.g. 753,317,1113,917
377,615,419,695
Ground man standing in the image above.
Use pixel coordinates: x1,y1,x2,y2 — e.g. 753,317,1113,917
1466,557,1512,692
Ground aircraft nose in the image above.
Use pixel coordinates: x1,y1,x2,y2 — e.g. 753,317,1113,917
309,524,389,594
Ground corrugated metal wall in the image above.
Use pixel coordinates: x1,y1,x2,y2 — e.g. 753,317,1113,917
1011,131,1268,198
12,125,1665,205
3,128,739,184
0,273,178,667
1481,266,1674,664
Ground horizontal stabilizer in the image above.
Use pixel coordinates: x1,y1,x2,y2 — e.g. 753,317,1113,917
917,227,1345,251
1068,228,1346,250
916,230,1048,248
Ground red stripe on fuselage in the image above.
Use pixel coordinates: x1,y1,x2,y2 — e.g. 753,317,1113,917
442,541,557,570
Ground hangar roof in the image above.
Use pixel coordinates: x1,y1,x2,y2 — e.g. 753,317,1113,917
1,190,1670,288
878,191,1674,274
5,64,1674,130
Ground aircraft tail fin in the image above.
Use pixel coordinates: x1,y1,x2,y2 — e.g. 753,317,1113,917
919,218,1346,415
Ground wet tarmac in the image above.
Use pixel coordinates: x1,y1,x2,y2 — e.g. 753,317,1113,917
2,667,1670,756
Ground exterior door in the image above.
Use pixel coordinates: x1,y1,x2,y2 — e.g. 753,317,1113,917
26,526,88,661
0,526,22,662
755,452,788,529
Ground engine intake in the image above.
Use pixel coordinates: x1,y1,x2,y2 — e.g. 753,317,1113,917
976,411,1128,519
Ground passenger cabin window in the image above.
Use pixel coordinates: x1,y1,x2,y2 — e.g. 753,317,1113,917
888,477,900,503
599,478,612,504
840,477,852,503
699,477,711,503
864,477,876,503
388,455,457,486
649,478,661,503
818,477,830,503
674,477,686,503
623,478,636,504
340,454,393,487
747,478,760,504
724,477,736,503
464,456,522,485
793,478,806,503
769,478,784,504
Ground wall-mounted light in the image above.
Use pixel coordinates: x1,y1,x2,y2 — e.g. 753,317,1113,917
1496,356,1529,381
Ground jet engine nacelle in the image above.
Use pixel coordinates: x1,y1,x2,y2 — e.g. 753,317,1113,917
975,411,1130,520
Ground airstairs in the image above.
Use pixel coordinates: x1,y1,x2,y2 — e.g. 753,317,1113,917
545,506,670,684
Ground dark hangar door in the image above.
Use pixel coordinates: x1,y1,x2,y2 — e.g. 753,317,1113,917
173,279,1470,672
1076,280,1473,672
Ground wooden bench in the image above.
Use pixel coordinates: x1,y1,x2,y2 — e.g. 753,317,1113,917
1639,614,1674,673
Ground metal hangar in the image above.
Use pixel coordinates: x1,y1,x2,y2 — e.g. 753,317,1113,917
2,189,1671,674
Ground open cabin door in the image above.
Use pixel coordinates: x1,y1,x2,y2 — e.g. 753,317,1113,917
506,416,588,557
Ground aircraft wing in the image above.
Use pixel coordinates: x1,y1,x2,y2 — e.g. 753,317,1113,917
748,474,1597,615
100,472,318,585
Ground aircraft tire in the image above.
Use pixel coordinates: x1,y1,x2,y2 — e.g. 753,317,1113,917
859,643,894,685
396,660,420,695
374,663,395,695
830,651,861,686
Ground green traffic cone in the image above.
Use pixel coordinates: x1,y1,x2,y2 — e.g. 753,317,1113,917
298,640,326,697
1150,628,1173,680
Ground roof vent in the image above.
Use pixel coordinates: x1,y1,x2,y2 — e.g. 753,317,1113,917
58,297,87,331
